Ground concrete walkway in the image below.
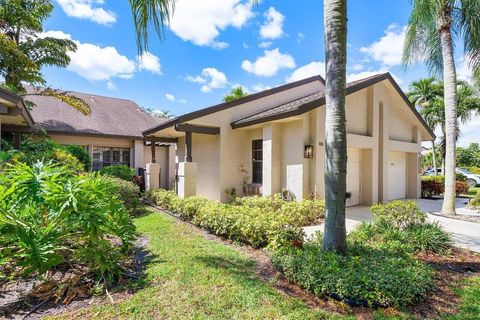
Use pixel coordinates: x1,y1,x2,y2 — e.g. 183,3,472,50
304,198,480,253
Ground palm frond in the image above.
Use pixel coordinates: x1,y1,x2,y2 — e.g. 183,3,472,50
129,0,175,54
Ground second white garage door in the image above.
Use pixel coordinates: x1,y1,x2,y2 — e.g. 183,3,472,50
388,152,406,200
346,148,361,207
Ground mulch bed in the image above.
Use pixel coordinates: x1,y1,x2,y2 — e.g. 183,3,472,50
0,236,150,320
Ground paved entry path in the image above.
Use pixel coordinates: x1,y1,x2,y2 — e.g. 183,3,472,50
304,198,480,253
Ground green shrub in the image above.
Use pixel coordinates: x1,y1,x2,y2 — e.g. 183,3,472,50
421,176,445,198
405,222,453,254
350,220,452,254
469,190,480,209
105,176,143,216
271,239,432,307
147,189,321,248
371,200,426,229
100,165,135,181
0,161,135,278
64,144,91,171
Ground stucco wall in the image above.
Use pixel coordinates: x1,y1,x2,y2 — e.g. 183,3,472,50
346,90,368,135
280,120,304,200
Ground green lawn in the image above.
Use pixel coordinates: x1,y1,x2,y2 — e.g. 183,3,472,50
47,210,345,319
46,209,480,320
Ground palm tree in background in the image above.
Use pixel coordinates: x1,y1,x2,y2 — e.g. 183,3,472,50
408,78,480,172
407,77,442,175
403,0,480,215
223,87,249,102
322,0,348,252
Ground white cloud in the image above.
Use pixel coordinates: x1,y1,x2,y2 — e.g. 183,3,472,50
242,48,295,77
179,99,187,104
457,56,474,82
106,81,116,90
286,61,325,83
165,93,176,101
56,0,116,25
137,52,162,74
297,32,305,42
259,7,284,39
186,67,228,92
258,41,272,48
458,117,480,147
360,24,406,66
40,30,73,40
346,69,402,84
352,63,364,71
68,42,136,81
169,0,254,48
252,83,272,92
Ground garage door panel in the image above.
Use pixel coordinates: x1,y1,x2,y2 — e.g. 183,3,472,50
388,152,406,200
346,148,361,207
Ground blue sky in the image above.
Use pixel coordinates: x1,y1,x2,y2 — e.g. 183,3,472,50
42,0,477,146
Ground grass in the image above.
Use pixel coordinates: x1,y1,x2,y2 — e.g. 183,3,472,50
46,210,344,320
45,209,480,319
447,276,480,320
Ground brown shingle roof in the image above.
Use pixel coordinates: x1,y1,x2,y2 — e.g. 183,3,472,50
25,88,166,139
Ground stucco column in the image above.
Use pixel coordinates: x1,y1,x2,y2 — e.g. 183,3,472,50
315,108,326,198
177,162,197,198
145,162,161,191
262,124,281,196
133,140,145,175
302,114,313,198
87,145,94,171
407,127,422,198
378,101,390,202
0,115,2,151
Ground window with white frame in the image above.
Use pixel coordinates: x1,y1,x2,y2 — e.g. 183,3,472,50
92,147,131,170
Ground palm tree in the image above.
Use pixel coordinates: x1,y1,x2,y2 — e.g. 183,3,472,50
408,78,480,172
407,77,442,175
322,0,348,252
223,87,248,102
403,0,480,215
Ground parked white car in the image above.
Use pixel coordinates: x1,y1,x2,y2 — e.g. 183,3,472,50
456,168,480,188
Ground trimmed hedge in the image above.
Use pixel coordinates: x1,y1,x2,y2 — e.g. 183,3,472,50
148,189,325,248
421,175,471,198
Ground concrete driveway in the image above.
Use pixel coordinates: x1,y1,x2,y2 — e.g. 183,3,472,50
304,198,480,253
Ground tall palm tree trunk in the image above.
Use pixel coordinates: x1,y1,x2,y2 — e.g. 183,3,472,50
323,0,347,252
438,10,458,215
432,141,438,175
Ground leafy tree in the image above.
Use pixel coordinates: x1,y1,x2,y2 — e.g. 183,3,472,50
403,0,480,214
223,86,248,102
322,0,348,252
457,143,480,167
0,0,90,115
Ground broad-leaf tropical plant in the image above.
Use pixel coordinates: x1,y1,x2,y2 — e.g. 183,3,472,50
322,0,348,252
403,0,480,214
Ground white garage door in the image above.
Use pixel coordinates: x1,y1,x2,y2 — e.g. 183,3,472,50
346,148,361,207
388,152,407,200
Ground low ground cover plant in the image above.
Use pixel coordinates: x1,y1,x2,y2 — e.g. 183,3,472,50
148,189,325,248
273,201,452,307
469,190,480,209
0,161,135,279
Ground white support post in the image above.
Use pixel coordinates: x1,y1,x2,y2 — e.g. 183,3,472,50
145,163,161,191
177,162,197,198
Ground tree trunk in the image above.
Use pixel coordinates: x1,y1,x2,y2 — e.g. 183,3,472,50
322,0,347,252
432,141,438,175
437,11,458,215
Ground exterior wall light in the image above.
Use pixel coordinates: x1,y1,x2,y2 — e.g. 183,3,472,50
304,144,314,159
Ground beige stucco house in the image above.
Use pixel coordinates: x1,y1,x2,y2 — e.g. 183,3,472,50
1,88,174,187
143,73,435,206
